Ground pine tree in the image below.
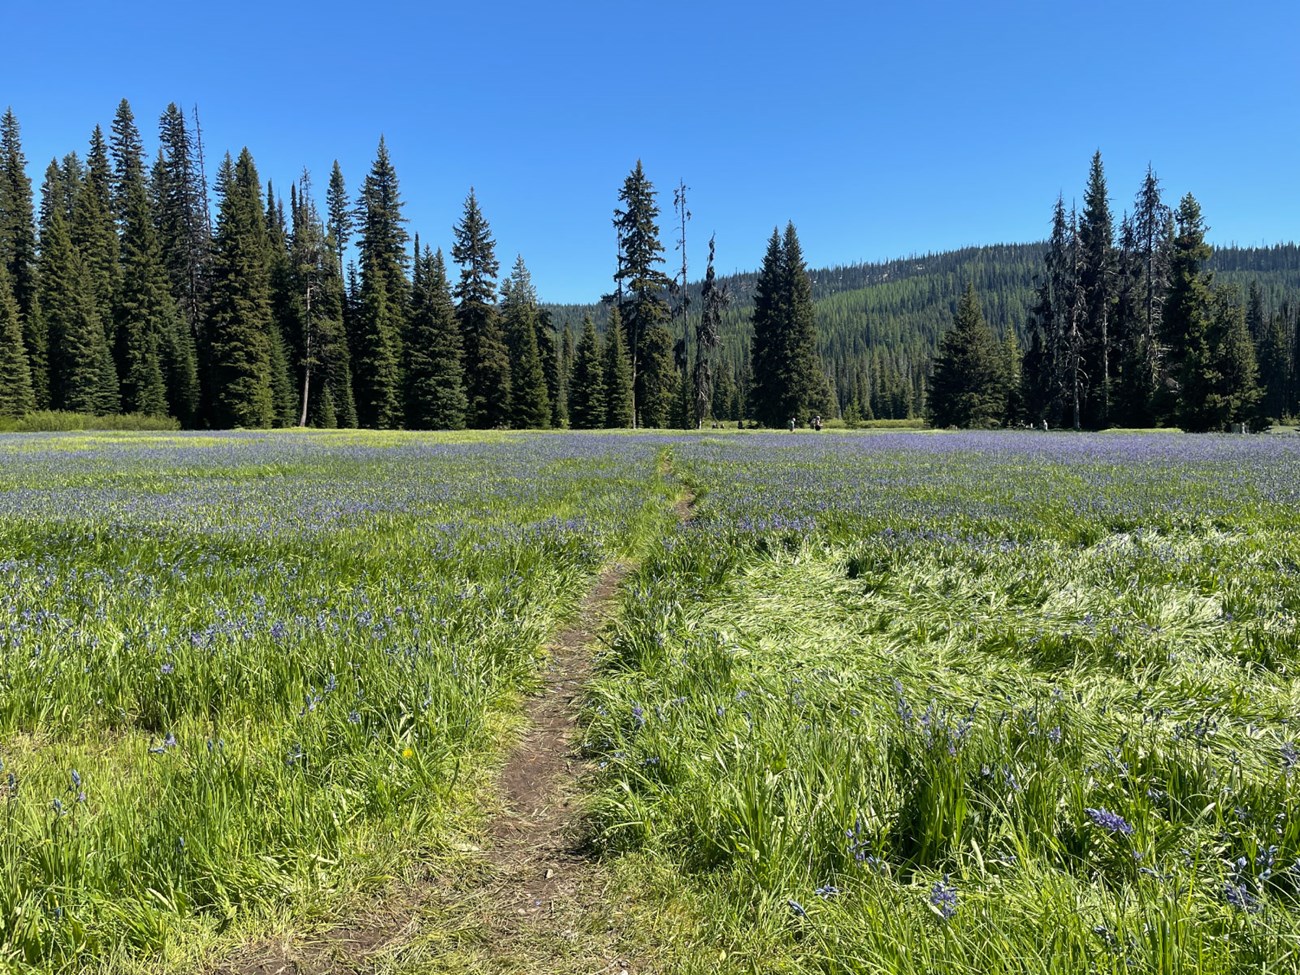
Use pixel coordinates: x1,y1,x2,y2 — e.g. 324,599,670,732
1209,286,1261,430
112,100,195,420
352,138,407,428
604,305,633,427
694,234,726,428
156,103,210,350
1165,194,1216,430
1257,309,1291,421
1120,167,1172,425
927,283,1004,428
1079,152,1115,426
749,223,823,426
38,162,118,414
0,262,35,416
405,247,467,429
74,126,120,352
207,150,274,427
537,308,565,428
569,314,605,429
612,161,672,426
500,254,550,428
0,107,46,407
453,188,510,427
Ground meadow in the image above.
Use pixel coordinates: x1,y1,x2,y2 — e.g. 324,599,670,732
0,429,1297,974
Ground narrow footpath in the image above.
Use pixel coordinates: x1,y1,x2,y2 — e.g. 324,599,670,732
215,477,694,975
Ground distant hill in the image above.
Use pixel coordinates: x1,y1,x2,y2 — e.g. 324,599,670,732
547,242,1300,418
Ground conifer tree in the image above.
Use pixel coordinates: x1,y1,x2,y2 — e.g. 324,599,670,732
1118,167,1172,425
352,138,407,428
405,247,467,429
0,262,35,416
1209,286,1261,429
569,314,606,429
500,254,550,427
207,150,274,427
1079,152,1115,426
74,126,120,348
38,162,118,414
327,161,352,275
111,100,195,420
749,223,823,426
612,161,673,426
604,305,633,427
927,284,1004,427
1257,309,1291,421
453,188,510,427
537,308,565,428
694,234,725,428
0,108,46,406
156,103,210,348
1164,194,1215,429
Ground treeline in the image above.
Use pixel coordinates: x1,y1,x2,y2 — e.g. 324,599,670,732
927,154,1300,430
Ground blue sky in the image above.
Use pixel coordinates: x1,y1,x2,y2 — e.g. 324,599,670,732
5,1,1297,303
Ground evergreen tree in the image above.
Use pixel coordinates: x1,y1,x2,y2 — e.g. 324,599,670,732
38,162,118,414
612,161,672,426
404,247,467,429
1078,151,1115,426
111,100,195,420
927,283,1004,428
156,103,210,349
207,150,274,427
1119,167,1172,425
1257,309,1291,421
604,305,633,427
537,308,565,428
1209,286,1261,429
327,161,352,274
500,254,550,427
0,262,35,416
568,314,605,429
748,223,823,426
0,108,46,406
74,126,120,351
352,138,407,428
1245,280,1268,344
694,233,726,427
452,188,510,427
1164,194,1216,430
264,182,297,425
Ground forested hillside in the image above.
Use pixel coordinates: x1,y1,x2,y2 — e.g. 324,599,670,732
551,243,1300,422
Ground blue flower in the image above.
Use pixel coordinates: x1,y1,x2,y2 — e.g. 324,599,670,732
929,877,958,919
787,899,806,917
1085,807,1134,835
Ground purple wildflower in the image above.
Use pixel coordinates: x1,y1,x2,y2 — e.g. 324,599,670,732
929,877,958,920
1085,807,1134,835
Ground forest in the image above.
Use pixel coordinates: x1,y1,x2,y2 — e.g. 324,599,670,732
1,101,1297,430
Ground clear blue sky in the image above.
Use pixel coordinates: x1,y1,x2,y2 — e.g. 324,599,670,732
5,1,1297,303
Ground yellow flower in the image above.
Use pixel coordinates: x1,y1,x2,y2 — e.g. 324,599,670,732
401,747,414,759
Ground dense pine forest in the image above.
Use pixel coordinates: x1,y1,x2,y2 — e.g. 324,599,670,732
1,102,1296,430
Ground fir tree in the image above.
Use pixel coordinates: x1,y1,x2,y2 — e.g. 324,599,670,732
500,254,550,428
326,161,352,276
0,262,35,416
1120,167,1172,425
1257,309,1291,421
74,126,120,350
1209,286,1261,430
352,138,407,428
568,314,605,429
927,283,1004,428
453,188,510,427
749,223,823,426
156,103,210,348
612,161,672,426
537,308,565,428
1164,193,1215,430
405,247,467,429
694,233,726,428
38,162,118,414
207,150,274,428
604,305,633,427
1079,151,1115,426
112,100,195,420
0,107,46,407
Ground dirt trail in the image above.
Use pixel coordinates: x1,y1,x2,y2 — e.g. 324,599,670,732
215,481,694,975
